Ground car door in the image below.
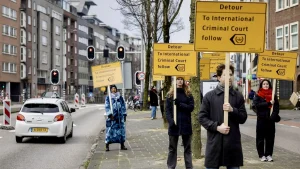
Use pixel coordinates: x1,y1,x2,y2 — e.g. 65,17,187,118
62,101,72,132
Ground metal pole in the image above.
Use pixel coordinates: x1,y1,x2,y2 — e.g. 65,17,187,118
122,61,125,98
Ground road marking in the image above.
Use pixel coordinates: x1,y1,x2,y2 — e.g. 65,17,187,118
9,130,15,132
0,136,2,139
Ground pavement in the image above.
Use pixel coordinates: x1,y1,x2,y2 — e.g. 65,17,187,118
87,107,300,169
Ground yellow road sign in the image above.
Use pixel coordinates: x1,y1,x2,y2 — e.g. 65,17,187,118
153,43,197,76
256,50,298,81
195,1,267,52
200,58,210,80
153,75,165,81
202,52,226,59
91,62,123,88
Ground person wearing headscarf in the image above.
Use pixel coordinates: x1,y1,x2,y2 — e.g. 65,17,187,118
104,85,127,151
253,79,280,162
166,76,194,169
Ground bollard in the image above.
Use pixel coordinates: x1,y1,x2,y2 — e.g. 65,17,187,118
74,93,79,109
81,93,86,107
3,99,11,126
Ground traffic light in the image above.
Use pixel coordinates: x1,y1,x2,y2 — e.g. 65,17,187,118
135,71,141,86
103,49,109,58
87,46,95,61
117,46,125,60
50,69,60,85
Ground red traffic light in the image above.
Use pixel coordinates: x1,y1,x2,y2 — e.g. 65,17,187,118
53,72,57,76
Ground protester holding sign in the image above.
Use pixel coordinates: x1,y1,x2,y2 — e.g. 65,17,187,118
252,79,280,162
166,77,194,169
199,64,247,169
104,85,127,151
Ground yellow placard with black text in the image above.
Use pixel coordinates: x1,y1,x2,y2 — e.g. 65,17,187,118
153,75,165,81
200,58,210,80
256,50,298,81
202,53,225,73
91,62,123,88
153,43,197,76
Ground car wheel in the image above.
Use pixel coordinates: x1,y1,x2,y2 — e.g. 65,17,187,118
69,124,73,138
16,136,23,143
59,128,67,144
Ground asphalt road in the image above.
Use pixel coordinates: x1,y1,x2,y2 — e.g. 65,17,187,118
0,104,106,169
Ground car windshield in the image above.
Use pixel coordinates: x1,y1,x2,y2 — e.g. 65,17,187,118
22,104,59,113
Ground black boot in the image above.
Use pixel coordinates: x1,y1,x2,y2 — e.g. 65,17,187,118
106,144,109,151
121,143,127,150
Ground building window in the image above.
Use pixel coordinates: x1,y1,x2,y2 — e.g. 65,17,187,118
290,22,299,50
33,2,36,10
291,0,299,6
2,44,9,54
21,29,26,44
276,26,283,50
55,26,60,35
284,24,289,51
55,40,60,49
20,12,26,27
28,66,32,74
20,47,26,61
56,55,60,66
42,20,47,30
42,52,47,64
276,0,284,11
33,34,36,43
33,67,36,75
28,0,31,8
33,18,36,26
33,50,36,59
2,62,16,73
28,16,31,25
3,25,17,38
42,36,47,46
3,44,17,55
28,32,31,41
28,49,31,58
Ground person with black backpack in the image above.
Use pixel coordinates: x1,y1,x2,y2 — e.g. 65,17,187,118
248,90,256,110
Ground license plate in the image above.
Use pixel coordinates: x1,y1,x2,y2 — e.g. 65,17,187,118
32,128,48,132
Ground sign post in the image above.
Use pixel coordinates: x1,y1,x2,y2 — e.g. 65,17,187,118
195,1,267,125
153,43,197,125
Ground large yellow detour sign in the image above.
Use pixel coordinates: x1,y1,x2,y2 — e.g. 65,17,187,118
256,50,298,81
194,1,267,53
153,43,197,76
91,62,123,88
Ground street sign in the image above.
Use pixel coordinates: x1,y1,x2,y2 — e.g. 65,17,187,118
153,43,197,76
138,72,145,80
153,75,165,81
200,58,210,80
195,1,267,52
256,50,298,81
52,86,57,91
202,53,226,73
91,62,123,88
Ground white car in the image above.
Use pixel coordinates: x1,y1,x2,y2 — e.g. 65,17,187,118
15,98,75,143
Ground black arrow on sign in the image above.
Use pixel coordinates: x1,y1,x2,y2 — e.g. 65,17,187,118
276,69,285,76
230,34,246,45
175,64,185,72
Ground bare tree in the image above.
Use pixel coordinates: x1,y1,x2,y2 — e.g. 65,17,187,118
189,0,202,159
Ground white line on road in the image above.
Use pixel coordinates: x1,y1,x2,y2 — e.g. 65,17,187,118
0,136,2,139
9,130,15,132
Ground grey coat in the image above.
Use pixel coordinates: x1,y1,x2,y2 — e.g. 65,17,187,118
199,87,248,168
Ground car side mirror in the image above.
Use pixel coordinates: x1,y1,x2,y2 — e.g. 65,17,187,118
70,108,76,113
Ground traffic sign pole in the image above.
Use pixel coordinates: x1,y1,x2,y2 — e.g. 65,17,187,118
223,53,230,126
173,76,177,125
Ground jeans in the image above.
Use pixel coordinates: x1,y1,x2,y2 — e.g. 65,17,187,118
151,106,157,118
206,167,240,169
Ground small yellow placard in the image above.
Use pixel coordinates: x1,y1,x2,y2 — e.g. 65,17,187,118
153,75,165,81
256,50,298,81
153,43,197,76
91,62,123,88
200,58,210,80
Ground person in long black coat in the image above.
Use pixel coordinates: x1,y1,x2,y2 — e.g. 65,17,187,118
150,86,158,119
199,64,248,169
253,79,280,162
166,77,194,169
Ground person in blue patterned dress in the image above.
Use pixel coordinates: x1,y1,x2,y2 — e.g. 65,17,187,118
104,85,127,151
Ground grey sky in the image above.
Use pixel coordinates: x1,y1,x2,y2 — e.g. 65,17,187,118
89,0,191,43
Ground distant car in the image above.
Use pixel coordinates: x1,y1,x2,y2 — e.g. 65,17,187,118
41,92,60,98
15,98,75,143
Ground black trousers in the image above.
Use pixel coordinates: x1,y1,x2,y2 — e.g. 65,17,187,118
160,104,164,117
167,135,193,169
256,118,275,157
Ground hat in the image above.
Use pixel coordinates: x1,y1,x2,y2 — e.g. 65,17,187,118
110,85,117,90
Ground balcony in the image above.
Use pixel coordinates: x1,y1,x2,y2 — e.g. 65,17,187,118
20,4,27,11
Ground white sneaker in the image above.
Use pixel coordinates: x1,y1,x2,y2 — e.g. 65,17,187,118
266,155,273,162
260,156,267,162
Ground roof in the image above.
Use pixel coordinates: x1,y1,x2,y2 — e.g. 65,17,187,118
24,98,62,104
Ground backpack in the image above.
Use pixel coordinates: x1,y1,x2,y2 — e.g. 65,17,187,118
251,102,257,113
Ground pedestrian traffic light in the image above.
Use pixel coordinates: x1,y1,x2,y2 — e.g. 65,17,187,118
135,71,141,86
103,49,109,58
87,46,95,61
50,69,60,85
117,46,125,60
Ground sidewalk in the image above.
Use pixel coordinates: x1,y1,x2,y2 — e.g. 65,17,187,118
87,110,300,169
